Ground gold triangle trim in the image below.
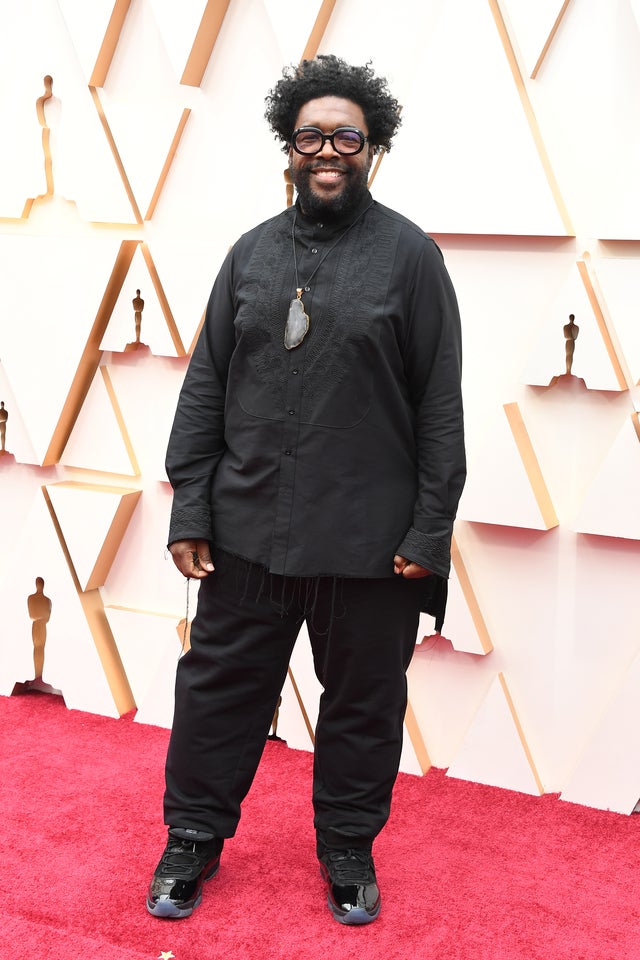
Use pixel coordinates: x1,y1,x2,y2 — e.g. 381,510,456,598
503,402,558,529
498,672,544,794
488,0,574,235
140,243,187,355
41,485,136,714
405,699,431,774
287,666,316,744
100,366,141,475
52,483,142,590
531,0,574,79
576,258,629,391
181,0,233,87
89,87,143,224
43,240,139,466
188,310,207,356
301,0,338,61
451,536,494,653
89,0,132,87
145,109,191,220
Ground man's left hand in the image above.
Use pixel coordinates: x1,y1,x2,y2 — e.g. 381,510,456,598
393,555,432,578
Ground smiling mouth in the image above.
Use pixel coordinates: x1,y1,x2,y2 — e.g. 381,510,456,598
311,167,347,183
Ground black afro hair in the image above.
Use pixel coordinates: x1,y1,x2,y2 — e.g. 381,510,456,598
264,54,401,154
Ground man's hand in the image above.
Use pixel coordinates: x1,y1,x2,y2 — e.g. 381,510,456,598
169,539,215,579
393,555,432,579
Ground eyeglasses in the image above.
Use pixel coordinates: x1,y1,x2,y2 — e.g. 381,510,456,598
291,126,369,156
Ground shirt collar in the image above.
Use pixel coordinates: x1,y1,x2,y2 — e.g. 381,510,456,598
293,190,374,234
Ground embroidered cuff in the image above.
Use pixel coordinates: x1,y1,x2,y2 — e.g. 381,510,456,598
168,505,213,546
396,527,451,579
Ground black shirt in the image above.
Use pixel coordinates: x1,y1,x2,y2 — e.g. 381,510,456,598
166,192,466,611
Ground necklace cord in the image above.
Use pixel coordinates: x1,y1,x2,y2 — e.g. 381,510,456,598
291,201,374,294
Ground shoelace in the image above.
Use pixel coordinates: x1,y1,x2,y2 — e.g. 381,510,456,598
325,849,375,884
157,839,213,878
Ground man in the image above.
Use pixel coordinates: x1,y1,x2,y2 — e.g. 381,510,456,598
147,55,465,925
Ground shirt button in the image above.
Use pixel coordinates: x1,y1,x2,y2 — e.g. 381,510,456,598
288,409,295,415
284,449,292,456
311,247,318,254
292,369,299,375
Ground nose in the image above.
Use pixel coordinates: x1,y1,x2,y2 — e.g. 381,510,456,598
319,136,339,157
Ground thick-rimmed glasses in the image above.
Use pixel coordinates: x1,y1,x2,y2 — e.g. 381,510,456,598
291,126,369,156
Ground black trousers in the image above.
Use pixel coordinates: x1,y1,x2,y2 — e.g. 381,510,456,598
163,551,424,844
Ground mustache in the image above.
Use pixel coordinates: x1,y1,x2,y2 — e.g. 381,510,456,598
307,160,350,173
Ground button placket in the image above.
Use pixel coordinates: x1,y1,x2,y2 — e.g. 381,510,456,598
270,351,306,568
280,350,305,459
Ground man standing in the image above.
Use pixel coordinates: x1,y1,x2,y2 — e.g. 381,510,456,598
147,55,466,925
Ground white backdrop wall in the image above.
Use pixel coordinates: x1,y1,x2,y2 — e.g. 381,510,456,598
1,0,639,813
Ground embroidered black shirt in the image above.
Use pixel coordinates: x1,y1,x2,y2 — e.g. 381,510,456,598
166,192,466,617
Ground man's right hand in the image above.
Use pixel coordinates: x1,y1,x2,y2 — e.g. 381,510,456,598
169,539,215,579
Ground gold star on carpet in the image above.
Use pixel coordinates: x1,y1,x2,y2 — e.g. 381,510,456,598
158,952,175,960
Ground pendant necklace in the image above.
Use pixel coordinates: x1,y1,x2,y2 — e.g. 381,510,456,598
285,202,373,350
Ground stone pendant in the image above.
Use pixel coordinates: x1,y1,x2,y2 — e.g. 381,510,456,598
284,294,310,350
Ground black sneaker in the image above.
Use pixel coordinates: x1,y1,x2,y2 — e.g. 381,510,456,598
146,828,224,919
318,847,381,925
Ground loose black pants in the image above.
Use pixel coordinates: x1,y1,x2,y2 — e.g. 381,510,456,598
164,551,424,843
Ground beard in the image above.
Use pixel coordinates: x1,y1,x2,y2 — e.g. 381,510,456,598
289,158,371,221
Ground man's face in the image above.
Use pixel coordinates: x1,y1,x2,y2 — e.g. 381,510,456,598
288,96,374,220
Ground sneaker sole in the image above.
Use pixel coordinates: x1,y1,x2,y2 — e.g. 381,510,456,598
146,895,200,919
319,864,381,925
146,862,219,919
327,897,381,925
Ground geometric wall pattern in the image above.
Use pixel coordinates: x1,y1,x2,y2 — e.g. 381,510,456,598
2,0,640,808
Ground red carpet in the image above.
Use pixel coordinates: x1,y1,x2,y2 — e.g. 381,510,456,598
2,690,639,960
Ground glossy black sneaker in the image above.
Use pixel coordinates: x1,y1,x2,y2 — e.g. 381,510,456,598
318,847,381,925
146,827,223,919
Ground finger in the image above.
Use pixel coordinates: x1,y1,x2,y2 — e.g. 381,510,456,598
168,540,213,579
401,562,432,579
393,554,408,575
193,540,215,574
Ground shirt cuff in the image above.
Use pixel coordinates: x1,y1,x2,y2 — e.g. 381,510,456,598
396,526,452,579
168,504,213,546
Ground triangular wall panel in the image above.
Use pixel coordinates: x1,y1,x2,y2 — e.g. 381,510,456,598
105,606,183,725
0,232,125,465
263,0,335,64
57,0,129,84
148,0,211,83
524,261,627,391
500,0,573,77
0,491,120,716
95,88,190,223
100,244,183,356
458,403,558,530
60,366,138,475
105,357,188,482
593,256,640,386
0,0,133,221
144,237,226,354
573,413,640,540
46,481,141,590
447,673,544,796
441,537,494,655
560,649,640,814
370,0,569,235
